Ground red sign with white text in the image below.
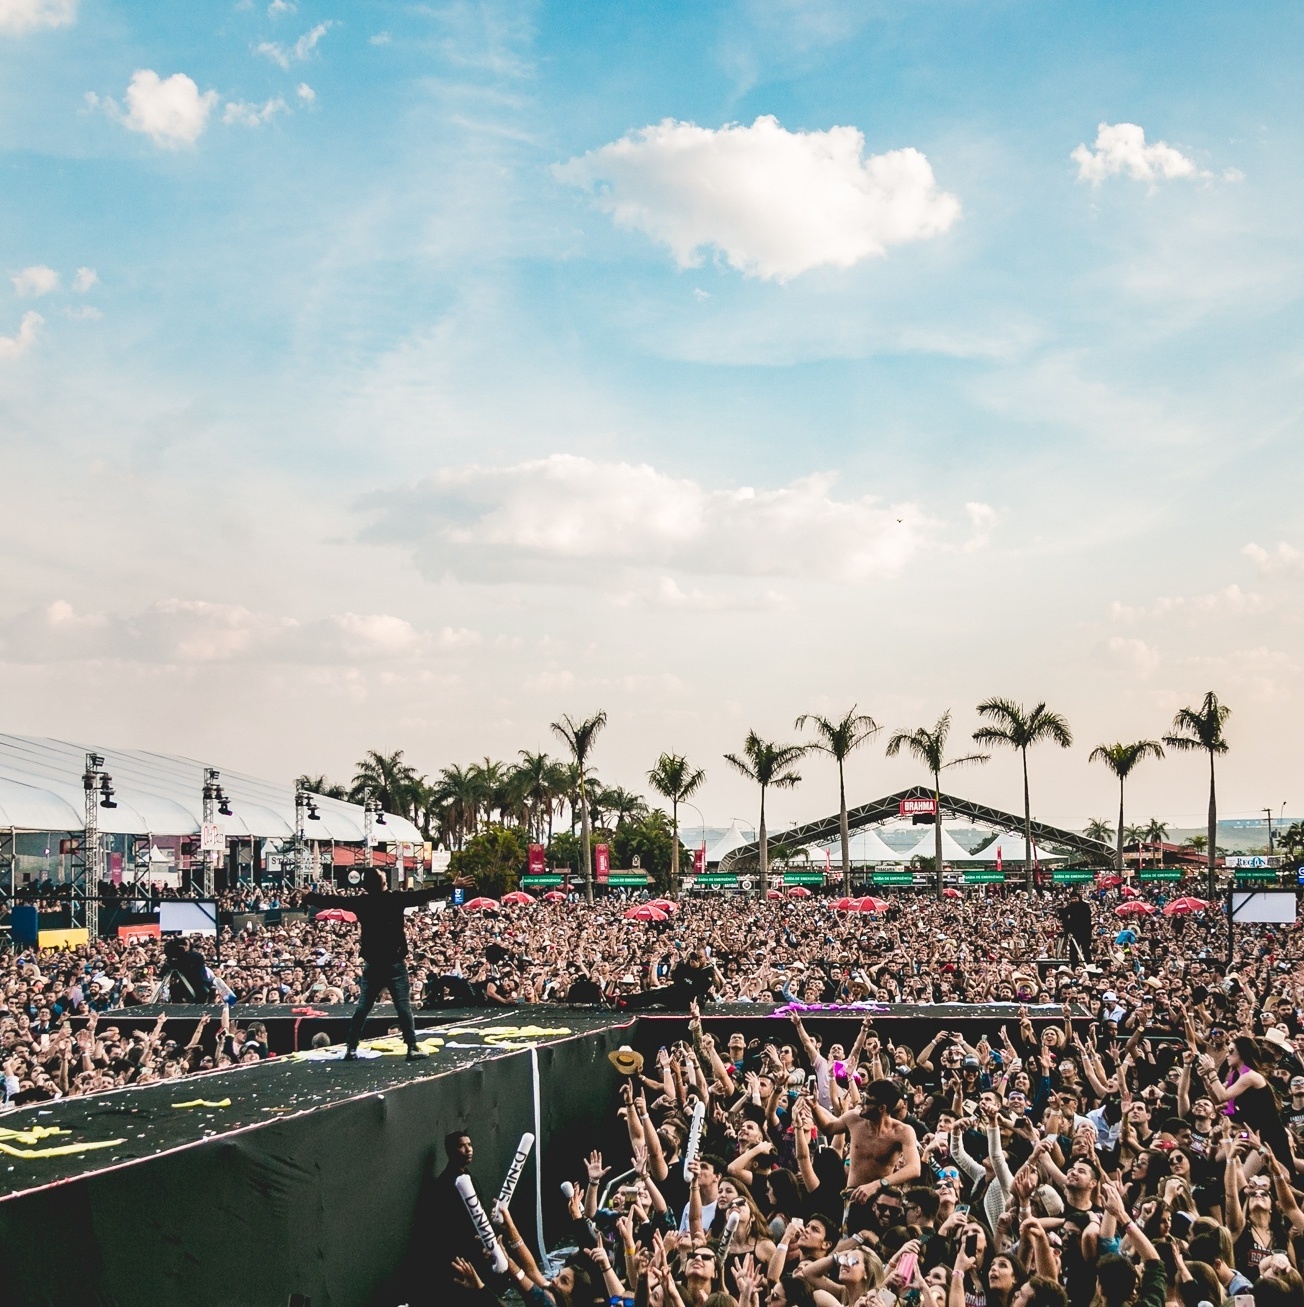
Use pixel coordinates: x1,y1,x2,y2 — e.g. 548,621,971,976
692,846,706,874
899,798,938,816
594,844,610,883
528,844,546,875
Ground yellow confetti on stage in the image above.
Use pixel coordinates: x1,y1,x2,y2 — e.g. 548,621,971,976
171,1098,232,1109
0,1125,69,1145
0,1137,125,1159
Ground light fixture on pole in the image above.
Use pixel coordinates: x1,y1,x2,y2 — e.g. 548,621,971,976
362,790,386,879
294,785,321,889
199,769,232,897
81,752,116,937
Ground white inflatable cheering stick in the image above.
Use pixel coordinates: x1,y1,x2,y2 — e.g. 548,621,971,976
719,1208,740,1262
682,1099,706,1182
494,1132,535,1217
455,1173,509,1274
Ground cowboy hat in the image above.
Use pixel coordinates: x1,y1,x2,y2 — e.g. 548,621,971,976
1264,1027,1293,1051
608,1045,644,1076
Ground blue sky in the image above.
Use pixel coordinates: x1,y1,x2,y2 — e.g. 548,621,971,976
0,0,1301,833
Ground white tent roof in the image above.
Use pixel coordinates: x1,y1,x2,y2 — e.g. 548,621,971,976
971,830,1067,863
705,818,752,865
808,828,905,863
904,826,976,863
0,735,421,842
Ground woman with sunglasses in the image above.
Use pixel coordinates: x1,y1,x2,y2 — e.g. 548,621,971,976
717,1184,777,1295
1226,1144,1304,1278
1197,1035,1294,1169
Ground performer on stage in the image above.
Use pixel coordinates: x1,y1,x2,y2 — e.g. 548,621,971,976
1059,887,1094,964
304,869,472,1060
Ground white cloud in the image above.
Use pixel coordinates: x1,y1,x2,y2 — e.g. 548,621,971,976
1104,635,1161,677
366,453,938,586
1244,541,1304,574
369,31,391,46
268,0,296,14
11,265,58,297
295,82,315,102
71,266,97,293
0,310,42,358
64,305,101,320
963,501,997,551
256,20,333,69
223,97,288,127
554,115,960,281
1072,122,1207,186
0,599,477,665
115,69,218,148
0,0,75,33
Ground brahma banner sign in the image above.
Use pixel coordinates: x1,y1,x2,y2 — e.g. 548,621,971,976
692,846,706,874
899,797,937,816
594,844,610,883
528,844,546,875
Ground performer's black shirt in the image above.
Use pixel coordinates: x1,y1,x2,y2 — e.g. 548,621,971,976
305,887,445,964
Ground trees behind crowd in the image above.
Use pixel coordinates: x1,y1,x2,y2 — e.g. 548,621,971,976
297,688,1238,895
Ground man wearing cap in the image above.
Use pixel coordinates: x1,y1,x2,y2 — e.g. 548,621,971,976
812,1079,921,1234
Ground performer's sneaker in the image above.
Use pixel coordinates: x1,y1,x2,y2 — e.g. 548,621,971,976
343,1049,359,1061
406,1048,428,1061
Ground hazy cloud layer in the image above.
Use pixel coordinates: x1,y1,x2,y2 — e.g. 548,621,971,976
555,116,960,280
0,0,75,33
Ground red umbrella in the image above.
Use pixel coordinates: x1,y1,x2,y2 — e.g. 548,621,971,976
766,889,783,900
314,908,357,923
1162,896,1210,916
648,898,678,914
1098,874,1123,888
833,896,857,910
624,904,668,922
1115,901,1156,916
502,890,535,905
542,890,567,902
853,895,891,912
787,886,812,898
462,896,499,911
942,887,963,900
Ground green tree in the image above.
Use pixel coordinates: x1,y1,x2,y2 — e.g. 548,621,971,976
1084,818,1114,844
550,711,608,903
1144,818,1169,844
448,824,526,897
646,753,706,896
723,731,805,895
297,774,348,800
972,698,1073,892
1164,691,1231,900
431,764,480,849
612,810,679,893
350,750,421,821
1088,740,1165,874
515,751,562,842
886,712,989,899
795,706,880,897
545,831,582,877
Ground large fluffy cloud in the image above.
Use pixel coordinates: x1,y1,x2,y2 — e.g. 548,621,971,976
366,454,937,585
0,0,75,33
0,310,42,358
1072,122,1205,185
115,69,218,148
554,115,960,280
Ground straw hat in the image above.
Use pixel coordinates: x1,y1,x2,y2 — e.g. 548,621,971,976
608,1045,645,1076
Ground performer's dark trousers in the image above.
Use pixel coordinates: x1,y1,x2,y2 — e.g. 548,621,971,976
348,959,419,1049
1067,932,1092,964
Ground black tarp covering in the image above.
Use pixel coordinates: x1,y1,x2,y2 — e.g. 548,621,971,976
0,1019,631,1307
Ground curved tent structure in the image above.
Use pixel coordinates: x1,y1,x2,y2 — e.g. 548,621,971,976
969,830,1067,864
0,735,421,843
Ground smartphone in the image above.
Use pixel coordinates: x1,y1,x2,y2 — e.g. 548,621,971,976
955,1203,970,1216
1171,1210,1194,1239
963,1232,979,1258
897,1251,919,1283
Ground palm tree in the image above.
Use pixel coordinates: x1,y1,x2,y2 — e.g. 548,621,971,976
886,712,989,899
515,751,559,842
647,753,706,896
297,774,348,800
1164,691,1231,900
1084,818,1114,844
593,785,648,831
432,764,479,849
1144,818,1169,844
972,699,1073,892
1088,741,1165,874
723,732,805,895
350,749,420,817
550,711,608,902
795,706,880,897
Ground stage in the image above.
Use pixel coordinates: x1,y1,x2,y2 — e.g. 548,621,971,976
0,1002,1083,1306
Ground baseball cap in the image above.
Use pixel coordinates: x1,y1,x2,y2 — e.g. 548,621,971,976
962,1055,980,1070
1102,990,1118,1003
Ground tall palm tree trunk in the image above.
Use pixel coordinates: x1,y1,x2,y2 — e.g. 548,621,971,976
934,770,944,900
1022,747,1033,894
580,782,593,904
758,786,768,897
670,797,680,897
839,763,851,898
1117,778,1125,875
1207,752,1217,902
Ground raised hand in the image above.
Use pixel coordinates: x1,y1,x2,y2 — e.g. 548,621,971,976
586,1150,610,1184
